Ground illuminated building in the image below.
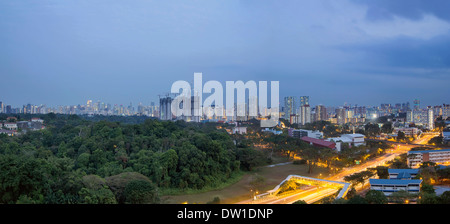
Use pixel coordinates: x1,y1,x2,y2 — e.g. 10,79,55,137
407,149,450,168
369,179,422,196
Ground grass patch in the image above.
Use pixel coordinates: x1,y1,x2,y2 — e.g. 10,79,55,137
160,171,245,196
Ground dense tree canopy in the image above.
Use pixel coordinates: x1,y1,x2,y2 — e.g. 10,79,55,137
0,114,243,204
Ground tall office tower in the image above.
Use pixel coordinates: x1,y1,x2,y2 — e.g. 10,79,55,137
336,107,346,125
284,96,297,120
406,102,411,111
427,106,434,130
0,101,3,113
300,96,310,107
315,105,327,121
413,99,420,110
300,104,311,125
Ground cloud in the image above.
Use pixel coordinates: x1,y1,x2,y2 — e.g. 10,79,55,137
352,0,450,22
335,32,450,82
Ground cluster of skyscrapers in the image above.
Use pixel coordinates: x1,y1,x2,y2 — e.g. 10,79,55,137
282,96,369,126
281,97,449,130
0,100,159,117
405,100,450,130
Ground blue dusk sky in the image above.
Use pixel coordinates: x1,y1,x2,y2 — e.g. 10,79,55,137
0,0,449,108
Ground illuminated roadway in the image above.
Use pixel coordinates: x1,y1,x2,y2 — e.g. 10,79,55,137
238,133,440,204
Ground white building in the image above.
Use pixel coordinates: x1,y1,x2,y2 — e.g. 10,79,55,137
299,105,311,125
369,179,422,196
328,134,365,150
407,149,450,168
31,118,44,123
3,123,17,130
393,127,421,137
288,128,323,139
232,126,247,135
427,107,434,130
341,134,365,146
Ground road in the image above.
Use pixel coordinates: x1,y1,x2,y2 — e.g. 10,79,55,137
240,133,439,204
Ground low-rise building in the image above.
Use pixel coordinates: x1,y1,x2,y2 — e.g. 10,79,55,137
3,122,17,130
327,133,365,151
407,148,450,168
301,136,336,150
388,169,419,180
341,134,365,146
288,128,323,139
17,120,45,132
393,127,421,137
369,179,422,196
443,128,450,144
31,118,44,123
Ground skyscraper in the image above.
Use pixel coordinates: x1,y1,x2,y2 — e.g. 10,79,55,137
427,106,434,130
284,96,297,120
336,107,346,125
159,96,173,120
413,99,420,110
443,104,450,120
300,96,310,107
315,105,327,121
300,104,311,125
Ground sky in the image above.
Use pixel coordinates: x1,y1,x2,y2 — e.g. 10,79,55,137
1,0,449,108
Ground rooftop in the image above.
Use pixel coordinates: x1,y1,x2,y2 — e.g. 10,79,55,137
388,169,419,174
301,136,335,148
369,179,422,185
342,134,365,138
408,148,450,154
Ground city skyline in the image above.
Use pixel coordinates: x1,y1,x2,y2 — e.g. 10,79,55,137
0,96,447,111
1,0,450,107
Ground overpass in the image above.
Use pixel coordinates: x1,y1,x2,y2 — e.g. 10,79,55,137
254,175,351,201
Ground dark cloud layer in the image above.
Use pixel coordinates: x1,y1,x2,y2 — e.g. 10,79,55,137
339,33,450,70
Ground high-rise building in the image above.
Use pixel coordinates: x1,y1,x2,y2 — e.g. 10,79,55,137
443,104,450,120
406,110,414,123
336,107,346,125
413,99,420,110
284,96,297,120
159,96,173,120
427,106,434,130
300,104,311,125
300,96,310,107
315,105,327,121
6,105,12,114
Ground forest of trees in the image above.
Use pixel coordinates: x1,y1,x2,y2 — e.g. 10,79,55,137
0,114,253,204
